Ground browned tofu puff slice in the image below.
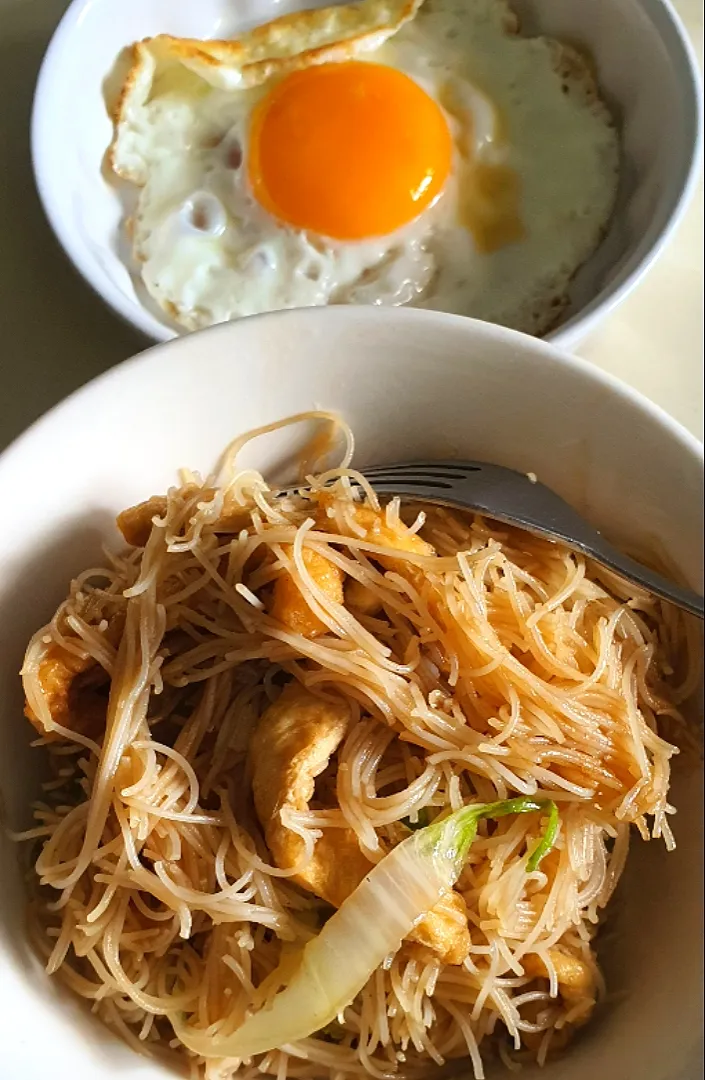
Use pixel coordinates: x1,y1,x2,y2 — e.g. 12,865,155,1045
250,684,369,906
317,500,437,602
345,578,383,616
346,503,435,559
523,948,596,1019
317,499,435,560
409,889,471,966
250,684,470,964
116,488,252,547
24,644,103,740
116,496,169,547
269,546,344,639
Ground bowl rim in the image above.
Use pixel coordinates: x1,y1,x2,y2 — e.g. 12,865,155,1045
30,0,704,347
1,307,703,488
548,0,704,350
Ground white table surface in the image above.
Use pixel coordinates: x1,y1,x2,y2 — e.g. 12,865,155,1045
0,0,702,450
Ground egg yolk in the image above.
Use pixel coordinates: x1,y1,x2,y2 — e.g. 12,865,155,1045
248,62,452,241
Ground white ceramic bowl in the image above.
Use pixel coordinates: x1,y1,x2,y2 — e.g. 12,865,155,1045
31,0,702,349
0,306,702,1079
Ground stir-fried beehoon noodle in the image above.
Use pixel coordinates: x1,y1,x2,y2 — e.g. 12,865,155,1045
18,414,699,1079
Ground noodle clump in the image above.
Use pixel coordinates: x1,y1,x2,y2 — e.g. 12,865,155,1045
17,415,698,1079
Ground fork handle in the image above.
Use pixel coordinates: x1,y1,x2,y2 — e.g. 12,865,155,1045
359,485,704,621
578,538,703,620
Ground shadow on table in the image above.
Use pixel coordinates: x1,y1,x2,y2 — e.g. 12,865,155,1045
0,0,147,453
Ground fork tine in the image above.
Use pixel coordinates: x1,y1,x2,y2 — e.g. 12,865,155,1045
361,461,481,479
362,476,455,490
355,480,454,497
362,471,462,483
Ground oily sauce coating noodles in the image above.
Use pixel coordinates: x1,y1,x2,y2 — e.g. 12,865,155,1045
17,415,699,1079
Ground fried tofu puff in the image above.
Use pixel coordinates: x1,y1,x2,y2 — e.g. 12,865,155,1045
23,644,98,739
250,685,470,964
269,547,345,639
523,948,596,1019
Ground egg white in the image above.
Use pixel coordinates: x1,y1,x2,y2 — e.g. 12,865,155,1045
377,0,620,334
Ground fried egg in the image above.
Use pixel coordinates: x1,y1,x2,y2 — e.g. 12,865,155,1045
110,0,619,335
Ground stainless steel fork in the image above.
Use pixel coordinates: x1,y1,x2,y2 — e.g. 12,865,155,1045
353,460,703,620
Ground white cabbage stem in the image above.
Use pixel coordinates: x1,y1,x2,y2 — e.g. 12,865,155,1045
173,797,557,1061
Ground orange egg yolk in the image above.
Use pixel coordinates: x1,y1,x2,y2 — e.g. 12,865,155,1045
248,61,453,241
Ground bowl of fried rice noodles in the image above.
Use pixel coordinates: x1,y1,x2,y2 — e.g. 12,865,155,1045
0,307,702,1080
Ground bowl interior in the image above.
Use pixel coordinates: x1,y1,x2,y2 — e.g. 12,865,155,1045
31,0,702,346
0,307,702,1079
